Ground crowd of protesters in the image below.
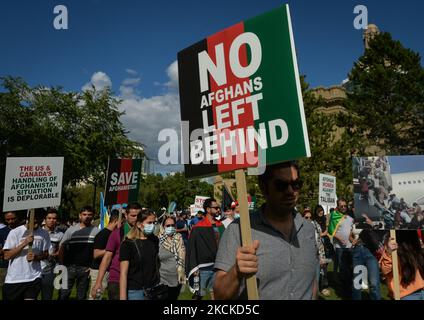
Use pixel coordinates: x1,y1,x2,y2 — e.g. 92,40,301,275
1,161,423,300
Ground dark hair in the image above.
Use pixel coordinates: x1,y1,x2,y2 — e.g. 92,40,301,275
162,215,176,227
47,208,58,215
138,209,156,223
394,231,424,286
80,206,94,214
337,198,347,208
126,202,142,213
312,205,325,221
203,198,217,212
258,161,300,191
109,209,120,222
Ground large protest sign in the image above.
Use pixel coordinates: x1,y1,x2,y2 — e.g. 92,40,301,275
319,173,337,208
353,155,424,230
104,159,142,206
3,157,64,211
178,5,310,178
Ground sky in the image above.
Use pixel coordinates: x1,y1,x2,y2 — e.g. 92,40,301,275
389,156,424,174
1,0,423,174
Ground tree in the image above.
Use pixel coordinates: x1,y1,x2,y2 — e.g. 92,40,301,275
0,77,142,213
139,173,213,212
347,32,424,155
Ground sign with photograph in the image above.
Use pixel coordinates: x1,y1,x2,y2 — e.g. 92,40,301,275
352,155,424,230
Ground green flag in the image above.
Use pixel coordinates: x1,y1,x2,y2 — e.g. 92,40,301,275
327,210,345,236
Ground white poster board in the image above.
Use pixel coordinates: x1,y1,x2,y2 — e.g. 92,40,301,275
3,157,64,211
194,195,209,213
319,173,337,208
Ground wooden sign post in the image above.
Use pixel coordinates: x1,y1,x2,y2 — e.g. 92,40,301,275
390,229,401,300
28,208,35,255
235,169,259,300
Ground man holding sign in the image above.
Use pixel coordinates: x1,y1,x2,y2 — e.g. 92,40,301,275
214,162,318,299
2,208,50,300
178,4,312,299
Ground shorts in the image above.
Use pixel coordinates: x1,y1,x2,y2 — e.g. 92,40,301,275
3,278,42,300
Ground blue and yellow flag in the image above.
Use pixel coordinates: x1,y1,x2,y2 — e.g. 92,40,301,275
99,192,109,229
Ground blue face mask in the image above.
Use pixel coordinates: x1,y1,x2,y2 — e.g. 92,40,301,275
165,226,176,236
143,223,155,235
234,213,240,219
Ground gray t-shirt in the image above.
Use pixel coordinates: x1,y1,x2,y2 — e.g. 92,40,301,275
158,246,178,287
333,215,354,249
214,208,318,300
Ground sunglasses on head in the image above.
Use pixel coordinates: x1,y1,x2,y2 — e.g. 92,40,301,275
273,179,303,192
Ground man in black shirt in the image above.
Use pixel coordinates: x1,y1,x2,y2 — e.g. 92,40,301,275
88,210,119,300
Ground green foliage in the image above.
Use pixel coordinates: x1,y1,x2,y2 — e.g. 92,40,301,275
297,78,360,209
347,32,424,155
139,173,213,212
0,77,142,214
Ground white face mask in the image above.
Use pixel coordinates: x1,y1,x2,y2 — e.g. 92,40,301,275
143,223,155,235
165,226,176,236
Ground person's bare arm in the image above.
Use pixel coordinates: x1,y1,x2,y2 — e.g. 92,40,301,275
4,235,33,260
214,240,259,300
93,249,106,260
90,251,113,298
120,261,129,300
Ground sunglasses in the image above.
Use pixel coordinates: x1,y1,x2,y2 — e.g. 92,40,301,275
165,224,175,227
210,206,221,210
273,179,303,192
304,216,311,220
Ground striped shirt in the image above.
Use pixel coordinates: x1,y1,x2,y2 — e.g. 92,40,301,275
60,224,99,267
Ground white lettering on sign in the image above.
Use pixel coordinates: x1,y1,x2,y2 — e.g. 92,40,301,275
198,32,262,92
110,172,139,186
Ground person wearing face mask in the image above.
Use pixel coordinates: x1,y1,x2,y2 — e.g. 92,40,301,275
119,210,160,300
158,216,186,300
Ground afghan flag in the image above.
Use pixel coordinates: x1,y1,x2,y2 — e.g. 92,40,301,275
104,159,142,206
328,210,346,237
178,4,310,179
186,218,225,293
221,184,234,212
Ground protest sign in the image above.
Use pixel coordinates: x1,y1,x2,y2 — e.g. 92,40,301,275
319,173,337,208
353,155,424,230
178,4,310,179
194,195,209,212
3,157,64,211
104,159,142,206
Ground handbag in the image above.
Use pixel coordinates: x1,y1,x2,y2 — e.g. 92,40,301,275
133,239,168,300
